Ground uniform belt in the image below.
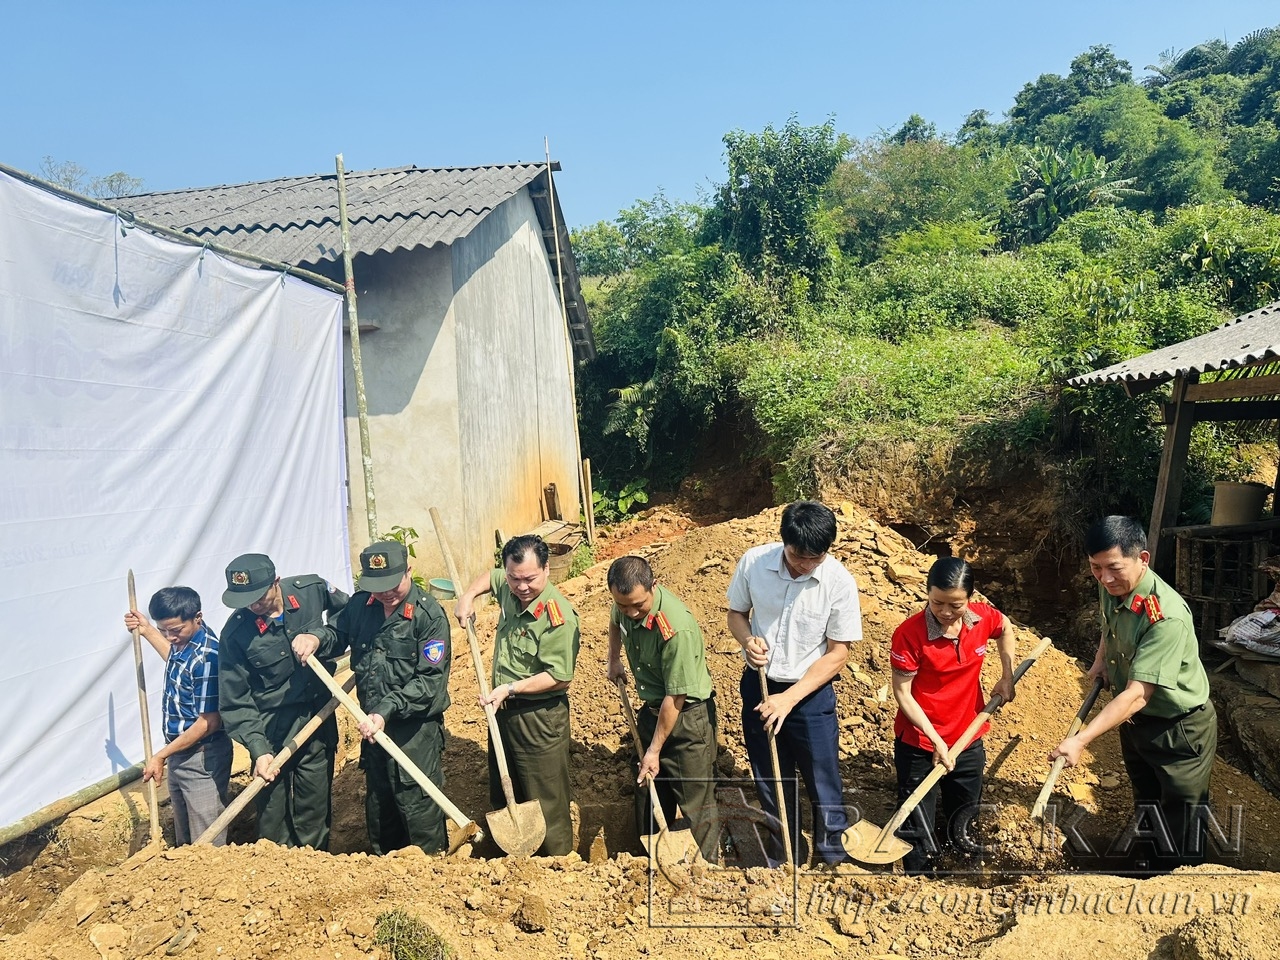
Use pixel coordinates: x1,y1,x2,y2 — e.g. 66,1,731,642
644,694,710,715
503,694,567,710
1130,703,1206,725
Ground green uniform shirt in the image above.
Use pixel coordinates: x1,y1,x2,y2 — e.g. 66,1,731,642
489,568,579,696
220,575,349,762
1100,567,1209,718
338,581,452,722
611,584,713,704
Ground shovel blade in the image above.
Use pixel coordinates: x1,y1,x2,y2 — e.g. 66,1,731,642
841,820,913,865
486,801,546,857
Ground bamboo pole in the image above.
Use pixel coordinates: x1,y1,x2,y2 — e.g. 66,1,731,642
193,671,357,845
0,161,344,294
128,571,162,846
582,458,596,545
544,139,590,540
336,153,378,542
0,765,144,847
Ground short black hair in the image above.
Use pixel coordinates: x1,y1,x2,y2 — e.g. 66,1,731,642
149,586,202,622
1084,516,1147,559
780,501,837,555
607,556,655,594
927,557,974,596
503,534,549,569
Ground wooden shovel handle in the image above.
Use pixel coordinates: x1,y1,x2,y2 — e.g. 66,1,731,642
757,665,795,866
194,672,357,845
306,657,477,832
428,507,522,813
1030,675,1104,819
128,570,161,846
613,676,670,832
873,635,1052,847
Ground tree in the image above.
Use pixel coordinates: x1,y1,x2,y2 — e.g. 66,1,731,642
888,114,938,145
705,117,846,295
1068,44,1133,99
39,156,143,199
1004,142,1138,244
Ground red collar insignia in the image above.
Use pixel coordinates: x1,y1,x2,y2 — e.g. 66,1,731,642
255,617,269,635
532,601,545,619
403,603,414,620
1130,594,1145,614
287,594,300,611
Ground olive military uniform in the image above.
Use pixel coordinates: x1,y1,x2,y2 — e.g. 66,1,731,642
612,584,720,858
220,575,348,849
489,568,580,855
1100,567,1216,866
339,581,452,854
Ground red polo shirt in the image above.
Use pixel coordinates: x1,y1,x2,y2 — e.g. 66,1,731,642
890,602,1005,752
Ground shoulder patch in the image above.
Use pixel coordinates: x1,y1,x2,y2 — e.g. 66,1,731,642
423,639,445,664
1144,595,1165,624
655,611,675,641
547,600,565,627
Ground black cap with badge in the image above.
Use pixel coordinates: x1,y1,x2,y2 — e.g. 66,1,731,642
222,553,277,607
360,541,409,592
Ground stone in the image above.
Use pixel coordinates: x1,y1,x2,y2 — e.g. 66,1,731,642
345,917,375,940
567,932,589,957
74,896,100,925
89,923,127,960
1068,783,1095,805
128,921,173,958
1235,660,1280,700
589,829,609,864
835,915,867,937
513,895,550,933
913,935,932,950
1098,774,1121,789
886,557,925,585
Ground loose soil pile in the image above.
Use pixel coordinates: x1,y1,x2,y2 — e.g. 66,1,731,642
5,503,1280,960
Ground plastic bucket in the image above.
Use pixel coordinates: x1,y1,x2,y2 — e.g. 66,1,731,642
1211,481,1270,526
547,542,574,582
428,577,456,600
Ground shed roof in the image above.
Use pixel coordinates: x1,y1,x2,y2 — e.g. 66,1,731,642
1069,299,1280,387
120,164,595,358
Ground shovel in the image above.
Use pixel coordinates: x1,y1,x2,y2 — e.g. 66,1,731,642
306,658,484,849
612,676,700,882
1030,676,1105,819
428,507,547,857
757,666,795,867
843,636,1052,865
127,570,162,847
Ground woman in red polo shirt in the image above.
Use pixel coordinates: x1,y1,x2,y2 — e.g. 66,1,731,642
888,557,1016,874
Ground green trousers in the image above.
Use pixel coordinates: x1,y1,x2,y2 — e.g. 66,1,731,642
362,717,447,855
490,696,573,856
636,696,720,860
256,708,337,850
1119,700,1217,867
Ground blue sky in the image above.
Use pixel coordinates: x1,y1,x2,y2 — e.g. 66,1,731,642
3,1,1277,228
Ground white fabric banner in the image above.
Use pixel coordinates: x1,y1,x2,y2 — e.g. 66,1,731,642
0,171,351,832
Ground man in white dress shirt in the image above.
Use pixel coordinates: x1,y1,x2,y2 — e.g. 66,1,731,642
727,501,862,865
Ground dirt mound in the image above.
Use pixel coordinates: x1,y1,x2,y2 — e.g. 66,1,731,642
5,501,1280,959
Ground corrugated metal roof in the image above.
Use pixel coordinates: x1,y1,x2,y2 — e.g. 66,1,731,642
119,164,548,267
1070,300,1280,386
120,163,595,359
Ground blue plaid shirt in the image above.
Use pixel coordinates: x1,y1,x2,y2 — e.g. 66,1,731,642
163,625,220,743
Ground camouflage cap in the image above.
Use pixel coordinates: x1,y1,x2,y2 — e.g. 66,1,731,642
222,553,276,607
359,541,409,593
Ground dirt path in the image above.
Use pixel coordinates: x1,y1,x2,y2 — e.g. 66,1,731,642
4,502,1280,959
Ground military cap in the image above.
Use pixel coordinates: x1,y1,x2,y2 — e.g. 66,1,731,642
222,553,276,607
359,541,409,592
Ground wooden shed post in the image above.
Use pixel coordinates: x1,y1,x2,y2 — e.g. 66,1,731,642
1148,373,1197,574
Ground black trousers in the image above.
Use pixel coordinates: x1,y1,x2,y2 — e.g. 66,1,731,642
893,738,986,874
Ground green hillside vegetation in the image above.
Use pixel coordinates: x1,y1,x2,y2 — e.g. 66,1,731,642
572,26,1280,535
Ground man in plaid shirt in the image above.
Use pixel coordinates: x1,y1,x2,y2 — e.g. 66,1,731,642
125,586,232,845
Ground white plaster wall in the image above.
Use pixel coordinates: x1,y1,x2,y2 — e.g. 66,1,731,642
451,189,581,576
342,245,466,579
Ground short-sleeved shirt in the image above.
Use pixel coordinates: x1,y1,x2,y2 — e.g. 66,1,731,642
611,584,713,705
162,625,220,743
490,568,580,696
1100,567,1208,718
890,603,1005,751
726,543,862,683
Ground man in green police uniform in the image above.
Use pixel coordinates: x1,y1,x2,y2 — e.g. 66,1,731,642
1050,516,1217,869
606,555,720,858
219,553,348,849
338,541,452,855
455,534,580,855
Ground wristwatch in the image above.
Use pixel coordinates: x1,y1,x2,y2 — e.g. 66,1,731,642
506,682,517,699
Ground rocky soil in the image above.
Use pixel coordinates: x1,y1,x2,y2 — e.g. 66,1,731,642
4,502,1280,960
